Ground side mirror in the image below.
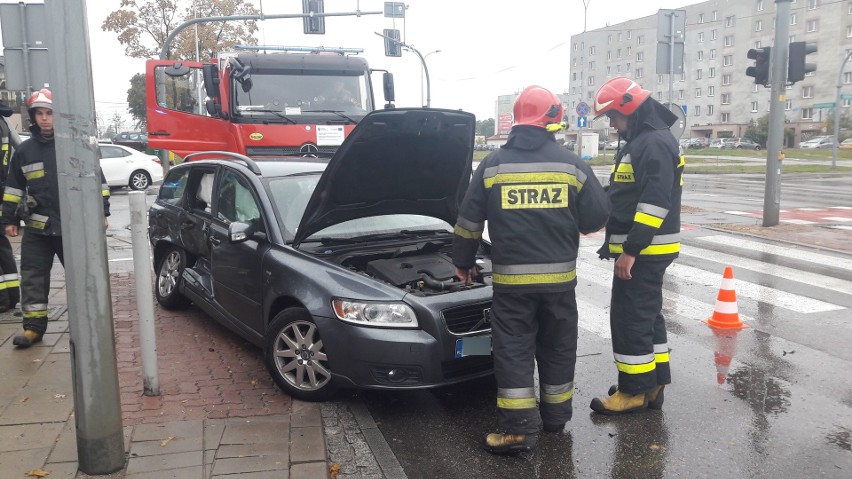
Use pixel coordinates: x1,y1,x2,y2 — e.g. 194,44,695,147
383,72,395,109
164,61,191,77
228,221,253,244
205,98,220,118
202,64,220,98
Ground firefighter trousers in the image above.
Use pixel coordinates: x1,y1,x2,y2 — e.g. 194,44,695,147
20,231,64,335
0,234,20,311
492,289,578,435
610,259,673,395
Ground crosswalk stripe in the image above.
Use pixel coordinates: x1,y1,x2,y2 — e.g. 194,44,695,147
680,245,852,297
694,235,852,270
576,298,611,339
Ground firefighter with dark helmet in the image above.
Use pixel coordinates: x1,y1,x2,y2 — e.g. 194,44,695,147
590,77,684,414
1,88,111,347
453,85,609,454
0,100,20,312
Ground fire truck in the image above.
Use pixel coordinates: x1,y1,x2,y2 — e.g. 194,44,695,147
145,46,395,160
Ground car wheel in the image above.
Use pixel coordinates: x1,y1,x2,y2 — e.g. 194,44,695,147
755,146,761,151
155,246,191,309
129,170,152,190
265,308,337,401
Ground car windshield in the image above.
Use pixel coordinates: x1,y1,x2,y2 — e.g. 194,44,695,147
234,72,371,120
265,175,453,242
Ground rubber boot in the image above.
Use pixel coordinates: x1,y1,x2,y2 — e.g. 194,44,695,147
12,329,43,348
483,432,538,455
590,390,648,415
607,384,665,409
543,422,565,433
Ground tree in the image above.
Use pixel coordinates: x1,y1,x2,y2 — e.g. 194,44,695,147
476,118,495,137
127,73,147,127
743,114,769,147
102,0,259,60
111,112,125,135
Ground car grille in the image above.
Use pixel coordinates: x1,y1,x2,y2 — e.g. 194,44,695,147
245,146,337,157
442,302,492,336
441,356,493,380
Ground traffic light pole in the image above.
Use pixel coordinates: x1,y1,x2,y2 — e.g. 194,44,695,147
763,0,793,227
832,50,852,169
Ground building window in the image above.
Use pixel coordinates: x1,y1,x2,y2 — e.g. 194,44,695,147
695,105,701,116
627,46,632,55
656,91,663,101
681,72,687,81
725,16,735,27
847,26,852,38
807,19,818,32
802,86,814,98
722,94,732,106
753,84,760,93
638,35,645,45
722,74,732,85
574,43,579,51
710,49,717,59
724,36,734,47
572,72,577,81
755,41,762,48
849,2,852,14
573,58,577,67
790,35,796,43
709,67,716,77
636,68,644,78
845,72,852,84
590,46,596,55
607,51,612,61
588,76,595,86
755,20,763,32
606,66,612,75
608,35,613,44
713,10,718,21
709,86,715,96
679,90,685,100
627,30,632,39
751,101,759,112
637,51,644,61
721,112,730,123
723,55,733,66
617,49,622,59
711,30,718,40
786,99,793,110
807,0,819,10
696,69,703,80
791,13,797,25
618,33,623,42
617,65,622,73
589,61,596,69
707,105,714,115
757,0,765,11
698,32,705,42
658,74,664,84
695,88,702,98
844,98,852,107
801,107,814,119
698,51,704,61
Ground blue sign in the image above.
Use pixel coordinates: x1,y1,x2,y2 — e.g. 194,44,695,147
576,102,591,117
577,116,588,128
681,105,687,115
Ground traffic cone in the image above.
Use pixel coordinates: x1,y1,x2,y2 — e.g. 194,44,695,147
712,328,741,385
704,266,748,330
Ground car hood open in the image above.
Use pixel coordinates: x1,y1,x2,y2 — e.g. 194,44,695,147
292,108,476,247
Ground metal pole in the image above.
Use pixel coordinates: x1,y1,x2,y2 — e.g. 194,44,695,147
421,50,440,108
45,0,125,474
763,0,793,227
668,11,675,105
18,2,32,94
832,50,852,169
129,192,160,396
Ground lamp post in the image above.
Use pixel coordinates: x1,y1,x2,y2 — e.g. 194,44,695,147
421,50,441,107
832,50,852,169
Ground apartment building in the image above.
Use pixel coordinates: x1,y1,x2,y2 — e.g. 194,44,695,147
566,0,852,144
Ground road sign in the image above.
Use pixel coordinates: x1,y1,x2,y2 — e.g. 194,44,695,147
577,116,588,128
576,102,590,117
384,2,405,17
813,102,836,109
0,2,50,91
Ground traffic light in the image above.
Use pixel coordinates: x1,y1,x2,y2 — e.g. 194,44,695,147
788,42,817,84
383,29,402,57
302,0,325,35
746,47,771,86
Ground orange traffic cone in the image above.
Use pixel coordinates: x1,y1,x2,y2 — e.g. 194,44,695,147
712,328,742,385
704,266,748,330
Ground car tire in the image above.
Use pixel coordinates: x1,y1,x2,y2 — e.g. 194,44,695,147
129,170,152,190
265,308,337,402
755,146,761,151
155,246,191,309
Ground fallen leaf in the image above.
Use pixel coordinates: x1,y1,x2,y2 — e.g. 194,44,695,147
25,469,50,477
329,463,342,478
650,444,660,450
54,394,66,399
160,435,175,447
251,379,258,386
19,396,28,403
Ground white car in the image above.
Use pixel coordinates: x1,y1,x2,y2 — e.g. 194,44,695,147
800,137,834,149
99,143,164,190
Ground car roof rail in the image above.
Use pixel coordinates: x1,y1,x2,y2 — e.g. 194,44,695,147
182,151,262,175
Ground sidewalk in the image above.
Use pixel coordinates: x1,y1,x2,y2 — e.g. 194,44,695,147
0,217,849,478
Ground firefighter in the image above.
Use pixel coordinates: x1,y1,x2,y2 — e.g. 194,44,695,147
1,89,111,347
0,101,21,312
589,77,683,414
453,85,609,455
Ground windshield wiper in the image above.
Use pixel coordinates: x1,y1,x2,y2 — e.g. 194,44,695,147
310,230,453,245
237,109,297,124
301,110,357,124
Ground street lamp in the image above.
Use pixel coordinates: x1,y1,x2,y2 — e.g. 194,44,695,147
422,50,441,107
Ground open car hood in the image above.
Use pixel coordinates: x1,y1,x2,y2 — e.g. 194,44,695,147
293,108,476,247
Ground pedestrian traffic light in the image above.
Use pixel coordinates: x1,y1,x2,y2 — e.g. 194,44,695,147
302,0,325,35
746,47,771,87
788,42,817,84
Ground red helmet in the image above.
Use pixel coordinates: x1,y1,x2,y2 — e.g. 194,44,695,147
513,85,564,129
593,77,650,119
27,88,52,111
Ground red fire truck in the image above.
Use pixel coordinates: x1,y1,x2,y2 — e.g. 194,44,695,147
145,46,394,161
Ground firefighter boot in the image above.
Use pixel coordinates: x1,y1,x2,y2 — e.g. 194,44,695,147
607,384,665,409
12,329,43,348
483,432,538,456
590,390,649,415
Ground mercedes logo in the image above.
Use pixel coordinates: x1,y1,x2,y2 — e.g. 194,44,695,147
299,143,320,157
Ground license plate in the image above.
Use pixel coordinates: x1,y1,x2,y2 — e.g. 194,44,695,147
455,335,492,358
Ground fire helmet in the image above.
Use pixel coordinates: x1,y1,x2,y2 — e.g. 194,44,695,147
513,85,564,129
27,88,53,112
593,77,650,119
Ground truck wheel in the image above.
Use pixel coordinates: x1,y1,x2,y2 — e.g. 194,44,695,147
155,246,191,309
129,170,152,190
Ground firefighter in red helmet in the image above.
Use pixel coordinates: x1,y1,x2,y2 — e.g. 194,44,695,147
590,77,684,414
453,85,609,454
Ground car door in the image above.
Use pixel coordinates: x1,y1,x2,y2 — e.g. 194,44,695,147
207,167,266,335
98,145,131,186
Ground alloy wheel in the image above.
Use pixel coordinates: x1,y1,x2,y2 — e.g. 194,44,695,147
272,320,331,392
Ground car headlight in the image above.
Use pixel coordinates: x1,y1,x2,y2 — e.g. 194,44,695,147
331,299,418,328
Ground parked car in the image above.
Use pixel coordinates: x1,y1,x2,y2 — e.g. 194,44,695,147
730,138,762,150
605,140,626,149
99,143,164,190
112,131,148,152
148,108,495,401
688,137,710,149
840,138,852,149
563,140,576,151
800,137,835,149
709,138,734,149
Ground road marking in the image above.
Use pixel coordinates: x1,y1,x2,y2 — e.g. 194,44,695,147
823,216,852,222
694,235,852,270
724,210,756,216
576,299,611,339
781,219,816,225
108,257,135,262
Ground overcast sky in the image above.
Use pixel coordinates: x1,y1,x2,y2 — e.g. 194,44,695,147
2,0,691,126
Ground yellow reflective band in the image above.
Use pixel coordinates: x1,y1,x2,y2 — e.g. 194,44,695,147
454,224,482,239
102,189,110,197
3,194,21,203
501,184,568,210
635,211,664,228
492,270,576,285
655,352,670,363
484,172,581,190
497,397,537,410
616,360,656,374
678,155,685,168
616,163,634,173
609,243,680,255
542,389,574,404
23,311,48,319
24,170,45,180
25,219,47,230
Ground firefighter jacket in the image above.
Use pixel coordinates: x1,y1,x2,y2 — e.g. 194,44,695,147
601,97,683,261
1,126,110,235
453,126,610,293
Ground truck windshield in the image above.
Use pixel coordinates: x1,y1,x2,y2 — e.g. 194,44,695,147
233,73,370,120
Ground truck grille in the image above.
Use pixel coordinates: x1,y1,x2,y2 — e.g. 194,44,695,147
442,302,492,336
245,145,337,157
441,356,493,380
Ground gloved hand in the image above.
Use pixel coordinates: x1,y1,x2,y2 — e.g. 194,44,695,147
0,102,13,118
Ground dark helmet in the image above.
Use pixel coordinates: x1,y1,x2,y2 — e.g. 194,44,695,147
513,85,564,130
